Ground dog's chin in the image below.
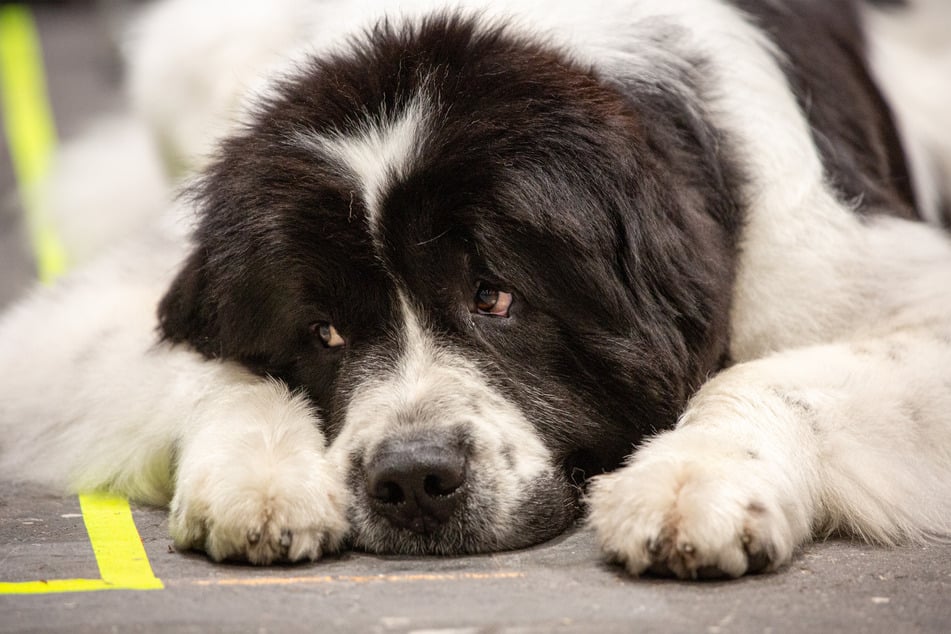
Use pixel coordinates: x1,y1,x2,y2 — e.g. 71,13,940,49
348,472,580,555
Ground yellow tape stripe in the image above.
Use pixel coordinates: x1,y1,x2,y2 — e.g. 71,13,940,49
0,4,68,283
79,493,164,590
0,578,126,595
0,494,163,594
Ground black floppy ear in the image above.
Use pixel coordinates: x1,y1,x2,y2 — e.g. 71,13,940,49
605,73,740,389
157,248,221,358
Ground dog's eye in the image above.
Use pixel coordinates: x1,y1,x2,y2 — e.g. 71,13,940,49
310,321,346,348
473,283,513,318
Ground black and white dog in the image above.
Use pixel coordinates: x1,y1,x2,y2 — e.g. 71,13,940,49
1,0,950,579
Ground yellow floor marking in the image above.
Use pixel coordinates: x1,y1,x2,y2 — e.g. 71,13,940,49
0,4,67,282
78,493,164,591
181,571,524,588
0,494,164,594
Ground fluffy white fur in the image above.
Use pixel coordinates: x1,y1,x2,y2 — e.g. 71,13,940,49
0,226,348,563
43,116,170,267
124,0,323,174
589,318,951,576
584,0,951,577
328,295,558,551
1,0,950,574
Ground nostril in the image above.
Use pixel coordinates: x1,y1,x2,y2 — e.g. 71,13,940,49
423,471,463,497
373,480,406,505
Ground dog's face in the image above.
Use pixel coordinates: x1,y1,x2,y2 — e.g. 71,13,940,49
159,15,738,554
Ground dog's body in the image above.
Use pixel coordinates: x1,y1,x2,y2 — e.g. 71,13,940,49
2,0,951,579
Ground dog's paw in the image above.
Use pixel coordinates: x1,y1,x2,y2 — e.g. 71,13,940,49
168,384,349,564
169,456,348,564
587,438,803,579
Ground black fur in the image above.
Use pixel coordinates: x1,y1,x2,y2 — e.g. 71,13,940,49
158,5,918,552
733,0,919,217
159,14,741,473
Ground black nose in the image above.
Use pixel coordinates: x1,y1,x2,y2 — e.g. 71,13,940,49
365,434,468,534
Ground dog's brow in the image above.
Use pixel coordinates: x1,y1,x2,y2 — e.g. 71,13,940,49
291,91,431,237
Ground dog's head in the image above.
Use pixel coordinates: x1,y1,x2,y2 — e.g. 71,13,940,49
158,14,738,554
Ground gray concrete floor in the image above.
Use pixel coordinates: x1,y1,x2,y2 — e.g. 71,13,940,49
1,4,951,633
2,482,951,634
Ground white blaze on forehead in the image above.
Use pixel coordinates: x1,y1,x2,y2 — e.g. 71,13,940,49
295,92,431,234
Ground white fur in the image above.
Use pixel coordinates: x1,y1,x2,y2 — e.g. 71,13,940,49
124,0,321,173
582,0,951,577
328,294,555,550
589,320,951,577
43,115,170,268
0,226,347,563
1,0,949,575
295,91,432,234
170,377,348,563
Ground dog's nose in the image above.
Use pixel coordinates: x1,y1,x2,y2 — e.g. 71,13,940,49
366,434,468,534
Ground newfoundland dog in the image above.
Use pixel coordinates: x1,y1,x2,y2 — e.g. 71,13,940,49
1,0,950,579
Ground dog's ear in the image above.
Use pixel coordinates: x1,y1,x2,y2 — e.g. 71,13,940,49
157,247,222,357
157,238,296,369
607,76,740,390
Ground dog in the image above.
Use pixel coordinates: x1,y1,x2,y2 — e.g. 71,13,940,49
1,0,950,580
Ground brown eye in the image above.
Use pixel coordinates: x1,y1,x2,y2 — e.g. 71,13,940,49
310,321,346,348
473,283,513,318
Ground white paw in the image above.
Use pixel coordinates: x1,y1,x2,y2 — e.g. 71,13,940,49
587,434,806,579
169,382,349,564
169,452,348,564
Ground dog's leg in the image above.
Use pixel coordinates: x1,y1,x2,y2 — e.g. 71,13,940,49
168,373,349,563
0,247,349,563
588,328,951,579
